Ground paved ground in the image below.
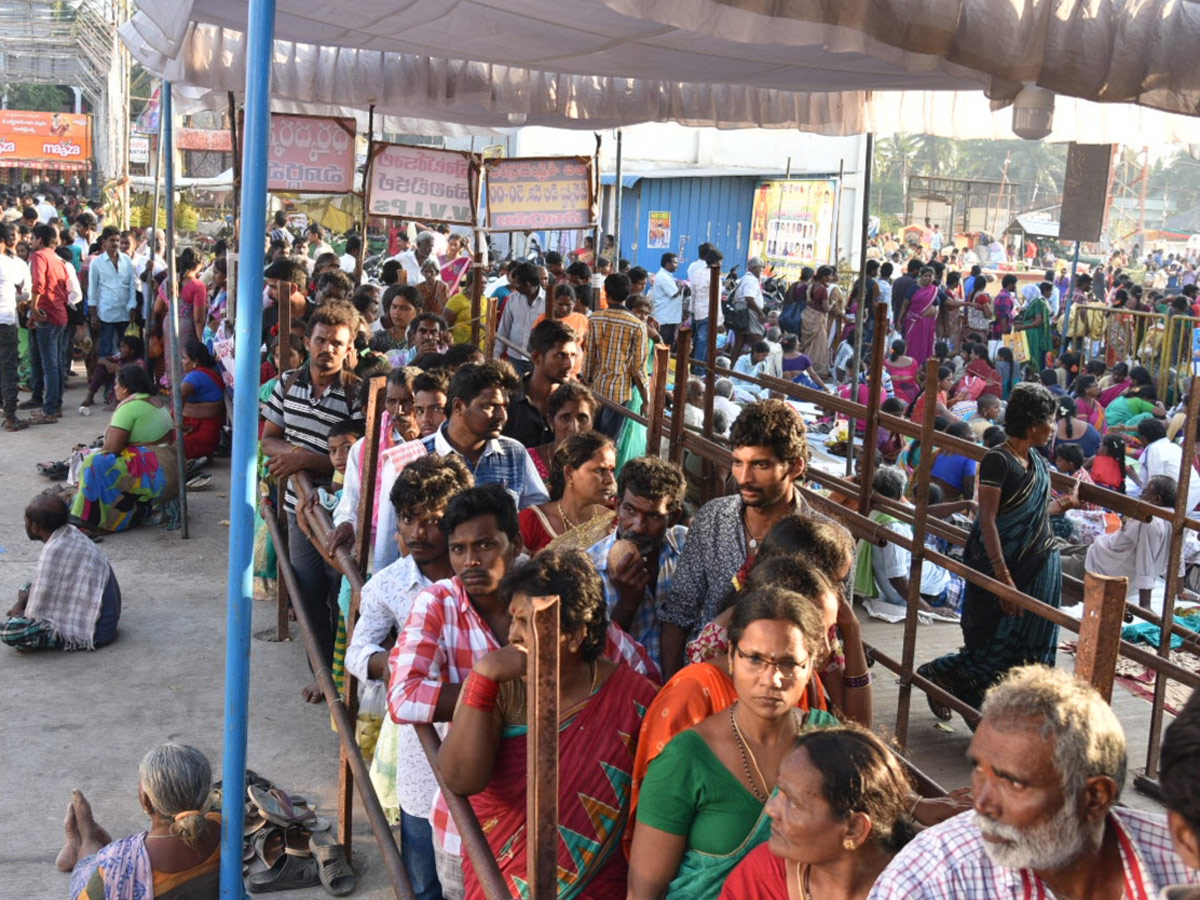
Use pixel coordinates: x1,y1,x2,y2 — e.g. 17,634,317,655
0,365,391,899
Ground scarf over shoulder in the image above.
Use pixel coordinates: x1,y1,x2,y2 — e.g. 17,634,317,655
25,524,111,649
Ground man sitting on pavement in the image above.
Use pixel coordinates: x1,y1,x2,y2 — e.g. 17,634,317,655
1,494,121,651
586,457,688,670
869,664,1199,899
1060,474,1176,610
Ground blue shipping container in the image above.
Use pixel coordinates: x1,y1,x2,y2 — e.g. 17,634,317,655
603,174,760,277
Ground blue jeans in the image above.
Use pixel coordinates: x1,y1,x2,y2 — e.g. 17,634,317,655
399,811,442,900
98,321,127,358
693,318,711,363
60,323,74,380
33,324,63,415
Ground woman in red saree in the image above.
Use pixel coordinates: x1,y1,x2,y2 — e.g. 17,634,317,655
958,342,1002,399
718,726,917,900
883,339,921,405
899,267,939,366
439,549,658,900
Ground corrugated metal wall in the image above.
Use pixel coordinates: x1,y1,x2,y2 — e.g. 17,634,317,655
618,176,759,276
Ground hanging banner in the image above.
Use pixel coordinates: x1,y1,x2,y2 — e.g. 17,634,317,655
0,111,92,170
484,157,593,230
1059,142,1113,244
135,85,161,135
267,114,356,194
648,211,671,248
367,144,476,225
747,178,840,280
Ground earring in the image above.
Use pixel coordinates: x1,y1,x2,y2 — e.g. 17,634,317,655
842,838,856,851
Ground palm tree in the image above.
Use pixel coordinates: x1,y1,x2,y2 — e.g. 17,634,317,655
874,134,923,219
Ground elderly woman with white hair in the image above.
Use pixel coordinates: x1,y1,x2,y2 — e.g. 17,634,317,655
727,257,767,363
57,743,221,898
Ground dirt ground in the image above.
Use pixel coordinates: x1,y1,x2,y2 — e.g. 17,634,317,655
0,365,391,898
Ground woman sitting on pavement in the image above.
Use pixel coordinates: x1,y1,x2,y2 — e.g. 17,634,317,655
82,334,144,410
439,548,659,900
58,743,220,899
719,725,917,900
518,430,617,554
179,337,225,462
70,364,178,534
527,382,597,481
627,586,836,900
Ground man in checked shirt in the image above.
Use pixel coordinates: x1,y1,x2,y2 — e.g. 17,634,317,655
387,484,658,899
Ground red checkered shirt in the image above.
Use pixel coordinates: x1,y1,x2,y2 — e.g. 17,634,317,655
867,808,1198,900
387,574,660,854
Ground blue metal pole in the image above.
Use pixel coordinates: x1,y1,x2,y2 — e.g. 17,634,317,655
220,0,275,895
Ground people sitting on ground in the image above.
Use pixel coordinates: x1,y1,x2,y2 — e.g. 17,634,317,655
1161,690,1200,894
627,586,836,900
1060,474,1175,609
2,494,121,651
58,744,221,898
1089,433,1130,493
388,484,658,895
732,340,772,400
712,379,742,435
966,392,1002,441
1105,366,1166,432
439,548,660,900
527,381,596,482
719,725,917,900
179,337,225,462
854,467,963,622
518,431,617,554
929,421,979,502
869,665,1200,898
1140,417,1200,516
586,456,688,671
1049,394,1101,460
780,334,826,392
908,366,956,426
82,334,144,410
70,364,179,534
345,454,471,899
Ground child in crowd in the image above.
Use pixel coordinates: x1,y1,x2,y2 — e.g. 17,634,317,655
1089,433,1129,493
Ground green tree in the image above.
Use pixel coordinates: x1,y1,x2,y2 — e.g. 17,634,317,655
3,83,72,112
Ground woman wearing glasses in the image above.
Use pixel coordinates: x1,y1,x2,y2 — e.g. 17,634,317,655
627,586,836,900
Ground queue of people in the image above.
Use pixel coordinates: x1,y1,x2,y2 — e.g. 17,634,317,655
8,207,1200,900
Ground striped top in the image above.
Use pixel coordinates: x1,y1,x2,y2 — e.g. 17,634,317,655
264,366,363,512
584,306,646,405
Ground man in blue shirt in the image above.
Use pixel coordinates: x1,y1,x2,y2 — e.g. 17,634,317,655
87,226,138,358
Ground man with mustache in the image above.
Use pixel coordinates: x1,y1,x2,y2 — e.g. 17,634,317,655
262,301,363,701
658,399,848,678
868,665,1199,899
388,484,656,899
586,457,687,670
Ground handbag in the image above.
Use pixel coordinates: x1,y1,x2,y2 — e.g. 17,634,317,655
1001,330,1030,365
966,295,991,332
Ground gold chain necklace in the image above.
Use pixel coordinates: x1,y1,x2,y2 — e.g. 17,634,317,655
793,861,813,900
556,500,581,529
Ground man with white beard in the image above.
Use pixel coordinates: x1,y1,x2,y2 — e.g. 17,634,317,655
868,665,1199,899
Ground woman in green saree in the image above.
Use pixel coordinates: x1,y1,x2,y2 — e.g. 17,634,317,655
1014,282,1052,373
627,586,835,900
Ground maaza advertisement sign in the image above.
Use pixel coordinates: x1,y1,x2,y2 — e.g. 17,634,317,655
0,111,92,170
747,178,840,280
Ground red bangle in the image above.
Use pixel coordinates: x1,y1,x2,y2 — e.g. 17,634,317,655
461,671,500,712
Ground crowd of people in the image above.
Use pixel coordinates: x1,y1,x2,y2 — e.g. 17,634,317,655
3,194,1198,899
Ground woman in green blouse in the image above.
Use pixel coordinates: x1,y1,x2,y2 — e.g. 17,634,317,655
71,365,178,534
627,586,836,900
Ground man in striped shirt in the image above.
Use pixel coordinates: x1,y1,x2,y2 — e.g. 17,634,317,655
869,665,1199,899
262,301,364,701
583,272,647,440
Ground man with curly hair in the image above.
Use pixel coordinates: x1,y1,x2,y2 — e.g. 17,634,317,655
658,399,848,677
345,453,472,900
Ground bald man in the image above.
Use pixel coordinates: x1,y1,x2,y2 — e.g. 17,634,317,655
1,494,121,651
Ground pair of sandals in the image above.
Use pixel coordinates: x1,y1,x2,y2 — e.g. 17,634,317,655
37,460,69,481
244,783,355,896
4,417,28,431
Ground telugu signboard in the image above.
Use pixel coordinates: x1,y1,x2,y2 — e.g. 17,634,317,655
267,114,356,194
367,144,475,224
485,157,592,231
129,135,150,166
0,111,92,170
747,178,840,280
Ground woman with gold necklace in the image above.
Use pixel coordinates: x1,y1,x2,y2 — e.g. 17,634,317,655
628,587,836,900
518,430,617,554
719,725,915,900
